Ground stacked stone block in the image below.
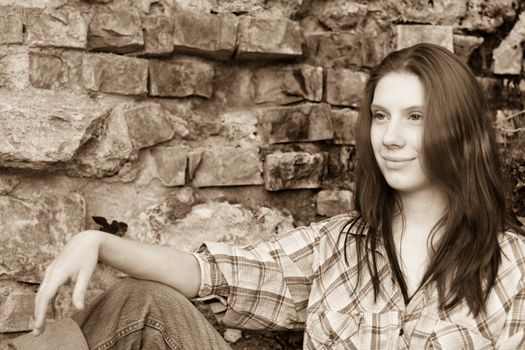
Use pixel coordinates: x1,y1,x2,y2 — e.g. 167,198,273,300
0,0,524,348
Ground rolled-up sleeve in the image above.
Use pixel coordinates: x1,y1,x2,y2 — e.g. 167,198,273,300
192,221,328,330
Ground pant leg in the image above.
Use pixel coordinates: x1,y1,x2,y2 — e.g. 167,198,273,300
72,277,233,350
9,278,232,350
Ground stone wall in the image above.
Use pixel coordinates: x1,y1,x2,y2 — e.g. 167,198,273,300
0,0,524,348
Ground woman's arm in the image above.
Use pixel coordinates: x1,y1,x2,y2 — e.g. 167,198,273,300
33,230,200,336
98,232,200,297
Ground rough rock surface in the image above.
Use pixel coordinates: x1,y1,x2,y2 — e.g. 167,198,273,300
142,14,174,55
0,90,110,169
173,10,238,61
316,189,353,217
326,69,368,107
0,192,85,282
493,11,525,75
0,47,29,90
257,103,333,144
459,0,516,32
29,49,84,91
191,147,263,187
316,1,368,30
88,7,143,53
82,53,149,95
151,146,188,187
211,0,308,19
149,57,215,98
0,292,36,332
396,25,454,52
331,108,358,145
453,34,484,63
0,6,24,44
123,103,176,149
324,146,355,189
136,200,295,251
253,65,323,105
305,30,393,68
236,17,303,59
383,0,467,25
0,173,18,195
264,152,325,191
66,104,136,177
26,7,88,48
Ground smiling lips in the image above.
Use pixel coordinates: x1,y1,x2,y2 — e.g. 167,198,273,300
382,156,415,168
383,156,414,162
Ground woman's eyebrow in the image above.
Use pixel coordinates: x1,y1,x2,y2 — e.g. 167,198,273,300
370,103,424,112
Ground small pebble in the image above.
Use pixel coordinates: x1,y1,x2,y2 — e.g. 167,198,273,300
223,328,243,343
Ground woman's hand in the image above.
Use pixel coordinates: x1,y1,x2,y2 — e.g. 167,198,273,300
32,227,201,336
33,230,104,336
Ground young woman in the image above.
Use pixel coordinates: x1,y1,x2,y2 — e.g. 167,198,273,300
10,43,525,349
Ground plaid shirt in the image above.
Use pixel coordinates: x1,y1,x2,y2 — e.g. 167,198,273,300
193,213,525,349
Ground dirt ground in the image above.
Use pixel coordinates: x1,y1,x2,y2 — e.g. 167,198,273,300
230,330,303,350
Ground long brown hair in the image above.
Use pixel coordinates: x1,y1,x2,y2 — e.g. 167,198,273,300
343,43,523,316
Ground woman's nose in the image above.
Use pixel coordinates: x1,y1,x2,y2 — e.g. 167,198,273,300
382,119,405,148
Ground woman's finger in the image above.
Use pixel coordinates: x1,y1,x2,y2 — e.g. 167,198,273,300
33,265,54,335
33,274,65,336
33,286,53,335
72,264,95,310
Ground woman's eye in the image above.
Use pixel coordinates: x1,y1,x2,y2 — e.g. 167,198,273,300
373,112,388,120
408,113,423,121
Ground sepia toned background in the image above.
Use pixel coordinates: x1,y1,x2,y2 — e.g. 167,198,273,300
0,0,524,348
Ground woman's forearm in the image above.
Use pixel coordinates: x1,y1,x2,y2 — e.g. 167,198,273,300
33,230,201,335
97,232,201,298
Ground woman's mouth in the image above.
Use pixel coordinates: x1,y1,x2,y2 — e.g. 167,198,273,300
382,156,415,162
382,156,415,168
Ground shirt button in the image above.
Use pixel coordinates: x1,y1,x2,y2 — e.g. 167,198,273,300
399,328,404,336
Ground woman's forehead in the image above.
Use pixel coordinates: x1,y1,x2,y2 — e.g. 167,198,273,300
371,72,425,111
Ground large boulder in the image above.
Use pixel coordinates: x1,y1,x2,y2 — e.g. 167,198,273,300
0,90,110,169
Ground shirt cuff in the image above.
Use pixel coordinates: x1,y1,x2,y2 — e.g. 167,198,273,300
191,243,231,314
191,251,213,298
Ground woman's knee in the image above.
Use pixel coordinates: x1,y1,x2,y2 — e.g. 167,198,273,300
73,277,191,327
106,278,209,335
72,278,228,350
108,277,190,310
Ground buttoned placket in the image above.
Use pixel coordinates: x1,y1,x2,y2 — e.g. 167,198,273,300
398,278,433,349
370,239,433,348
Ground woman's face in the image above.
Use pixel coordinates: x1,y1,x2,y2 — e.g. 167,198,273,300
370,71,431,194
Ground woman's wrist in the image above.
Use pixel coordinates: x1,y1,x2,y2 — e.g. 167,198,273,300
74,230,107,258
